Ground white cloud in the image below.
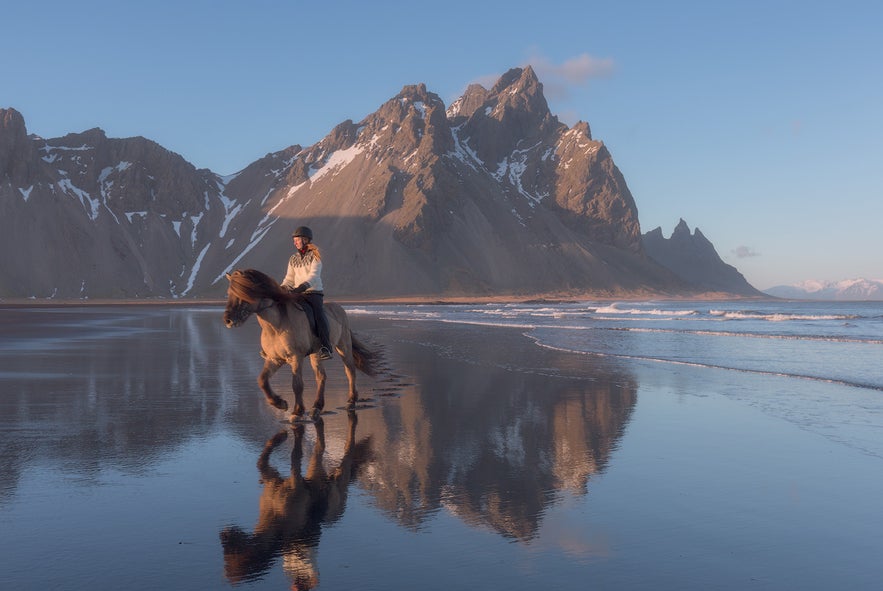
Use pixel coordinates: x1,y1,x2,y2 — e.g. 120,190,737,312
530,53,615,84
527,52,615,101
733,246,760,258
461,52,615,104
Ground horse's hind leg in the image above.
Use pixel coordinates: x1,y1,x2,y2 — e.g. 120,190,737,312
342,351,359,409
308,355,327,420
331,328,359,409
258,360,288,411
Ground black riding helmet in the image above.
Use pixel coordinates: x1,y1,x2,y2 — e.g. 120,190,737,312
292,226,313,240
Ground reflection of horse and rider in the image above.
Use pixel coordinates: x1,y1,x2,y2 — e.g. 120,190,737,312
221,413,372,589
224,225,381,420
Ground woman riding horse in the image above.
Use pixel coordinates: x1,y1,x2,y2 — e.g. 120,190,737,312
282,226,333,361
224,268,380,420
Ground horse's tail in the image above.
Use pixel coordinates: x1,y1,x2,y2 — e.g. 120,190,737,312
351,333,381,377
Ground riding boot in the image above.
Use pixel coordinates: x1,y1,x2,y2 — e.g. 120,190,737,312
305,292,333,360
316,314,333,360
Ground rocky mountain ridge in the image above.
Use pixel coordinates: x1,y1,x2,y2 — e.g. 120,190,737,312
642,219,763,297
0,67,758,300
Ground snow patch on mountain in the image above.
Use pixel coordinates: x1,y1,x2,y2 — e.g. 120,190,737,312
308,145,364,184
58,178,100,220
447,124,483,170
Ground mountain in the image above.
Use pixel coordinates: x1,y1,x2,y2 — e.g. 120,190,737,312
764,278,883,300
0,67,755,300
642,219,763,296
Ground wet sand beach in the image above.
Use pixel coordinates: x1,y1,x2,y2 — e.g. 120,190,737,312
1,305,881,590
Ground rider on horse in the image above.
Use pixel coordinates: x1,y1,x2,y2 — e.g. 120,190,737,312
282,226,333,360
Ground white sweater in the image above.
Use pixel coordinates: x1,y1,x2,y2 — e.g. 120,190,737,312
281,246,324,293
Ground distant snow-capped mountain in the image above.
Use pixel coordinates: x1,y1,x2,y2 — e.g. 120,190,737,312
765,278,883,301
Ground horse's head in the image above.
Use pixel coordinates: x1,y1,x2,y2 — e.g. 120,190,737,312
224,270,259,328
224,269,289,327
219,525,275,583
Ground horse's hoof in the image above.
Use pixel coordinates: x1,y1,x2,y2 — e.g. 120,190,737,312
310,407,322,421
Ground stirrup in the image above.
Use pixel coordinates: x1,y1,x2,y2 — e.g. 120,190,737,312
319,346,333,360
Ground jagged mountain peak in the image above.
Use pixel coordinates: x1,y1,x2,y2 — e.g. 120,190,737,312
345,83,453,164
490,66,539,94
643,220,761,296
446,84,490,121
570,121,593,140
455,66,562,170
61,127,107,143
487,66,553,124
1,107,26,134
319,119,361,152
672,217,690,235
490,66,551,119
1,107,41,182
667,219,712,247
395,82,442,103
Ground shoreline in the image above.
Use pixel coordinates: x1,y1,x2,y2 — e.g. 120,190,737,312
0,291,774,308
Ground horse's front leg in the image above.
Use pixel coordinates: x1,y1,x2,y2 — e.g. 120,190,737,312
290,356,307,419
258,431,288,478
258,359,288,411
309,355,327,420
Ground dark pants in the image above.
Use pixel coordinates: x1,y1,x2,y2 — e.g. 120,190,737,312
302,292,331,351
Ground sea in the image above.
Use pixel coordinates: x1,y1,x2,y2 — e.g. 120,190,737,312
1,299,881,590
349,298,883,458
351,299,883,391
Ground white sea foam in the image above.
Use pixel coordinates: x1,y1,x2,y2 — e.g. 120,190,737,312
593,304,697,316
710,310,852,321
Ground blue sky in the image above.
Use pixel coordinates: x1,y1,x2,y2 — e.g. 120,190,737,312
3,0,881,289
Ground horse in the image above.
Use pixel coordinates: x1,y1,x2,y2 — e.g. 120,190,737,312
223,268,380,420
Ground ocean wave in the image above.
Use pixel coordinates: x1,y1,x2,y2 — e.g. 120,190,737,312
607,326,883,345
350,307,882,345
593,304,697,317
524,333,883,392
709,310,857,321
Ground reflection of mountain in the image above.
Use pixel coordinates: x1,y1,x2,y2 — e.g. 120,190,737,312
0,306,271,500
353,320,637,541
1,307,637,549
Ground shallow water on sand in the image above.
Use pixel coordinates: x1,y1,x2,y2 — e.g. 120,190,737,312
1,305,881,590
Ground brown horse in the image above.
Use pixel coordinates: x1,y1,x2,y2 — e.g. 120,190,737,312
223,268,379,419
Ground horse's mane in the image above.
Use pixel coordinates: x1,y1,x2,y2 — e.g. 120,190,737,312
227,269,293,304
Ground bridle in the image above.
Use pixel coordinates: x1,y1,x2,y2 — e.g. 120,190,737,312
225,293,275,327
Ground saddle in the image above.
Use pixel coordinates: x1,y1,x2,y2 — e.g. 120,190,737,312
290,294,319,336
